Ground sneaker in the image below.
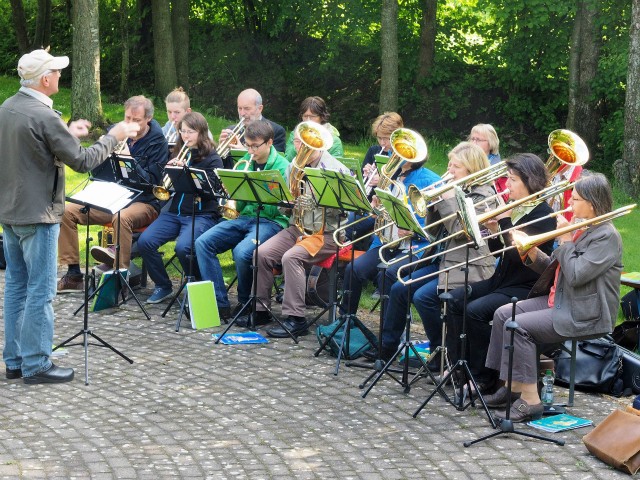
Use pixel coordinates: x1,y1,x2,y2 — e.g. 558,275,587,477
57,273,84,294
146,287,173,304
91,246,116,267
371,289,380,300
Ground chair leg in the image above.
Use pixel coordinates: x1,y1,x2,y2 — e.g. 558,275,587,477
568,339,577,407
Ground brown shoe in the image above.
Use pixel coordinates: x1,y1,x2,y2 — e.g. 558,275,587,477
482,386,521,409
57,273,84,294
494,398,543,423
90,246,115,267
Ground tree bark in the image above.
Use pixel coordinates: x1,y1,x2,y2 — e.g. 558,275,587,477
119,0,130,98
380,0,398,113
33,0,52,49
616,0,640,197
416,0,437,84
71,0,105,126
9,0,30,54
151,0,178,97
172,0,190,90
566,0,601,153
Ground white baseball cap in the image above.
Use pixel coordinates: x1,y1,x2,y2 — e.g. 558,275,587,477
17,49,69,80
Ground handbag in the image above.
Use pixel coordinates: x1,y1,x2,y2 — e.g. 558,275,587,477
583,408,640,475
316,318,377,360
554,337,623,395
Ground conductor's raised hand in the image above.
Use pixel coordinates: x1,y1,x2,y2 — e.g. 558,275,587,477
109,121,140,142
68,119,92,138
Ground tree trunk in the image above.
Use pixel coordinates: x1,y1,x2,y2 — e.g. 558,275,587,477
616,0,640,197
71,0,105,126
380,0,398,113
33,0,52,49
566,0,601,153
172,0,190,90
119,0,130,98
151,0,178,97
416,0,437,84
9,0,30,54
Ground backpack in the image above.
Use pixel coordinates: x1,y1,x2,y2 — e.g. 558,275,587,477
316,317,377,360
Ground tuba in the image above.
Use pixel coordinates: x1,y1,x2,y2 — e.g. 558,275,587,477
373,128,428,243
546,129,589,179
219,156,253,220
290,121,334,236
217,118,246,158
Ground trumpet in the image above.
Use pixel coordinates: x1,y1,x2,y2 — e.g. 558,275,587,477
219,155,253,220
217,118,246,158
398,204,636,286
153,143,191,201
407,161,507,218
165,121,178,144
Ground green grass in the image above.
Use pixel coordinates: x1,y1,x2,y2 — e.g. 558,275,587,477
1,77,639,319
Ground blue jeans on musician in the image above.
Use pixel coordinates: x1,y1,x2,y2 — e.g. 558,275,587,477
381,263,439,351
137,212,217,290
195,216,282,309
2,223,59,377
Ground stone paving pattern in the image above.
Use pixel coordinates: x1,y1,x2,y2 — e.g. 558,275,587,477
0,271,633,479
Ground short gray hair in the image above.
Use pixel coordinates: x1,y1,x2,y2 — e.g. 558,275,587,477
574,171,612,217
19,69,53,88
124,95,154,119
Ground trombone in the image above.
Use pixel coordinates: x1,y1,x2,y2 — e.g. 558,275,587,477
378,180,573,267
398,204,636,286
153,143,191,201
217,118,246,158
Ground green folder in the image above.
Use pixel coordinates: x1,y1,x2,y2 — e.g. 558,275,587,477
187,281,221,330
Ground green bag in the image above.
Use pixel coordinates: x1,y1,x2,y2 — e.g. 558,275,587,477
316,317,377,360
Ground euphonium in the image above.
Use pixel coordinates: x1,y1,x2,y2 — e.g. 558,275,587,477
153,143,190,201
219,156,253,220
545,129,589,179
290,121,334,236
217,118,246,158
373,128,428,243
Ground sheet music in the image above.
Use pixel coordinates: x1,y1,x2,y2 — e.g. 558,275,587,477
69,181,135,214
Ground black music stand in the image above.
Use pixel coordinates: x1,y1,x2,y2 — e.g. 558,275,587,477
56,182,135,385
360,188,444,397
412,189,495,426
464,298,564,447
159,166,217,331
212,168,298,342
305,168,377,374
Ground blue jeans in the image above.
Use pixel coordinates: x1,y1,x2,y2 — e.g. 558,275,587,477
137,212,218,290
382,263,440,350
195,216,282,309
2,223,59,377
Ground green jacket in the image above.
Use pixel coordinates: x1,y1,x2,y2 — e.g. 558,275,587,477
283,123,344,161
235,147,290,229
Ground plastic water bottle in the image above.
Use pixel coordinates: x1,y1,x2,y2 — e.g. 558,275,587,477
541,369,555,406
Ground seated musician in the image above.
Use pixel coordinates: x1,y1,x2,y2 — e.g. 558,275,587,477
218,88,286,166
374,142,499,365
240,124,348,337
283,96,343,161
483,172,622,422
345,112,404,250
162,87,191,146
444,153,557,394
339,139,440,319
137,112,223,304
194,120,289,320
57,95,168,293
468,123,506,198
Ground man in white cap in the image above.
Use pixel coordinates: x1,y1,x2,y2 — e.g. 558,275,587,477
0,49,139,385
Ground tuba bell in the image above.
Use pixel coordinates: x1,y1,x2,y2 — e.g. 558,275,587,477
290,121,334,236
545,129,589,179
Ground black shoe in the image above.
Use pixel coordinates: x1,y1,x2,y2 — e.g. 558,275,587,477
235,311,271,328
362,348,379,361
5,368,22,380
23,363,74,384
266,316,309,338
219,306,232,322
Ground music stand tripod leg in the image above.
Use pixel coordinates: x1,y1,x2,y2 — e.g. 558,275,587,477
463,298,564,447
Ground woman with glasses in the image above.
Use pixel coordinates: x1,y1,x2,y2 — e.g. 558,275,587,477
483,172,622,422
468,123,506,198
137,112,223,304
284,96,343,161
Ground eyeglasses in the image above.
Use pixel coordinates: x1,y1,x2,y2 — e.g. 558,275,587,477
302,114,320,121
246,140,267,151
470,137,488,143
179,129,196,135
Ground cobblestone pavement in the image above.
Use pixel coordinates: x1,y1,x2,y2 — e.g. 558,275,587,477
0,271,633,479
